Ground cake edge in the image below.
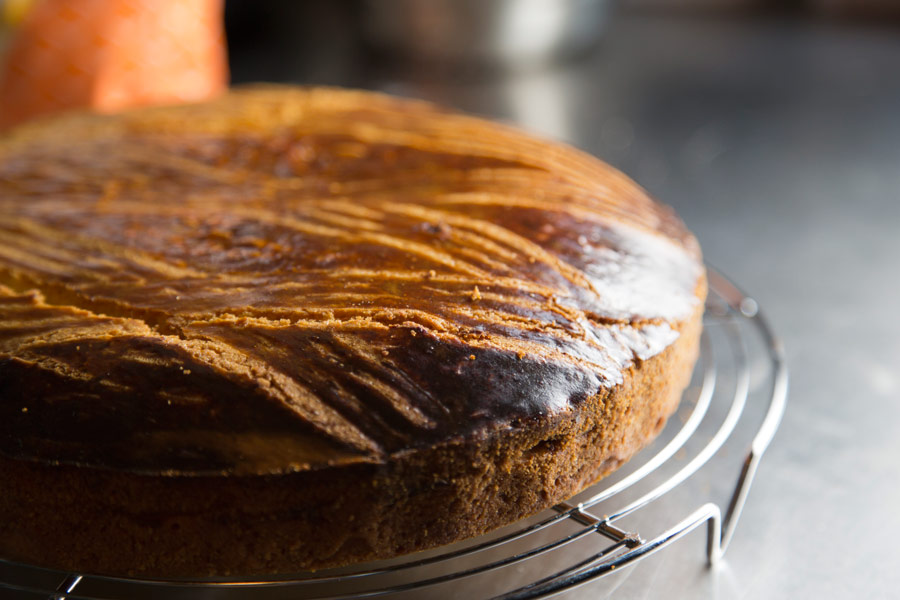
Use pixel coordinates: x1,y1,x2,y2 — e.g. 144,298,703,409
0,275,705,577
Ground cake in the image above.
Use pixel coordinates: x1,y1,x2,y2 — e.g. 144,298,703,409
0,87,706,577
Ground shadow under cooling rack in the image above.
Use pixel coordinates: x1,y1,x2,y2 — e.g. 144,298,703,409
0,267,787,600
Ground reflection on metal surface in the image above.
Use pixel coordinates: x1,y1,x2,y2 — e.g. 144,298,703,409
3,268,787,600
500,68,576,141
50,574,82,600
359,0,608,68
366,59,583,143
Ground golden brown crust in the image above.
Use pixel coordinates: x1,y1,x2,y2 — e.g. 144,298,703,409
0,302,702,576
0,87,706,575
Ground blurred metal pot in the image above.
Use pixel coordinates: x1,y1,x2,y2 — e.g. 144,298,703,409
359,0,609,68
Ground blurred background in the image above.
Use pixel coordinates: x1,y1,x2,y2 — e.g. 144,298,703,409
2,1,899,598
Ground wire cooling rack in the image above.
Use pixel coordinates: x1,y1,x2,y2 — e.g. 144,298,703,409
0,267,787,600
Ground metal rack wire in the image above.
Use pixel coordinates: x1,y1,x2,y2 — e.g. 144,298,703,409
0,268,787,600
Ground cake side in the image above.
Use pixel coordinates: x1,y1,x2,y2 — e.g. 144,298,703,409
0,299,703,576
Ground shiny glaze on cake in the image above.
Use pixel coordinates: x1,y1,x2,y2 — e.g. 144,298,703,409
0,88,704,475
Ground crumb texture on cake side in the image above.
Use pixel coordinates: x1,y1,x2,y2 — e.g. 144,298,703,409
0,87,706,576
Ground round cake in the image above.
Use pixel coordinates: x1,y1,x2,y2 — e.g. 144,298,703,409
0,87,706,577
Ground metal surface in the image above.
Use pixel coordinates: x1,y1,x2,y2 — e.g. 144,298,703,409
358,0,608,67
0,269,786,599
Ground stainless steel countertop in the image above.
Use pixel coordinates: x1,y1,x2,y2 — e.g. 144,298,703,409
243,10,900,599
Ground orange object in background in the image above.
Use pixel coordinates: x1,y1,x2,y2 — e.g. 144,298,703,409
0,0,227,130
